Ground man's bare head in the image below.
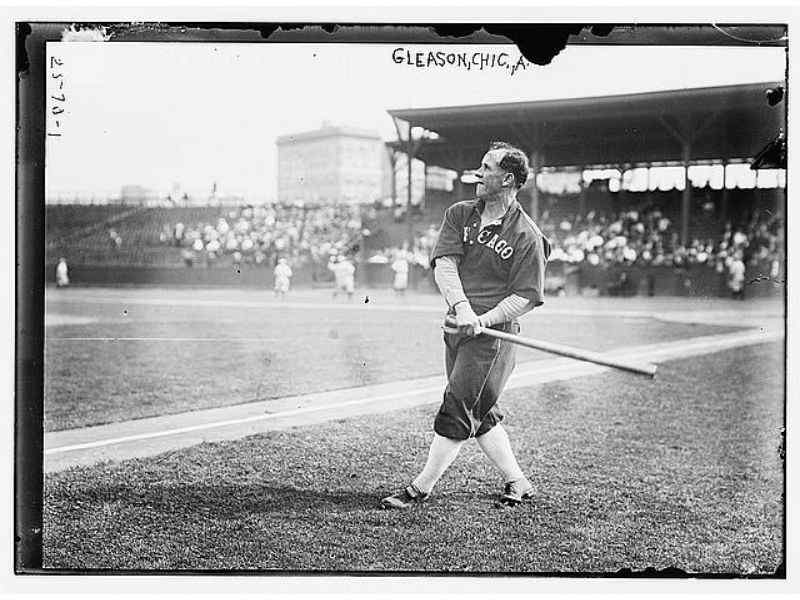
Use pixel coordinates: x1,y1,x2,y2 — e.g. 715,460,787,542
474,141,529,199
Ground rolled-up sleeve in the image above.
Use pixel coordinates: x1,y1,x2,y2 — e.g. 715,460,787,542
430,206,465,268
507,235,551,307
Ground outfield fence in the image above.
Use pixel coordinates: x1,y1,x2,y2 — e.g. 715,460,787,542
45,260,782,298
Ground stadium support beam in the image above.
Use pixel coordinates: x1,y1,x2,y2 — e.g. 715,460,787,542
578,167,587,217
456,148,465,203
529,150,542,220
618,163,629,214
681,142,692,246
657,114,692,246
721,160,728,225
407,144,413,247
515,121,548,221
391,117,429,249
657,111,721,245
456,147,466,202
422,164,428,211
386,146,399,206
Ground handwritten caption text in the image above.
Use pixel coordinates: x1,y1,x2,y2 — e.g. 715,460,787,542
48,55,67,138
392,47,532,76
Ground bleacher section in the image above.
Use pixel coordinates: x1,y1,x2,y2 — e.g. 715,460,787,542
46,205,135,244
46,205,229,267
45,184,783,298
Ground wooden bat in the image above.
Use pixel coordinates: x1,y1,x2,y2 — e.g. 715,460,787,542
480,327,658,378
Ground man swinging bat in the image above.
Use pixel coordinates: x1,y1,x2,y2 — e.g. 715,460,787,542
381,141,551,510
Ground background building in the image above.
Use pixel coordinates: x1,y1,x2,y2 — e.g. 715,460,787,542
276,124,390,205
120,184,156,205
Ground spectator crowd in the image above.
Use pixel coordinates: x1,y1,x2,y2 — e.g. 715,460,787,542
162,199,782,300
363,224,440,270
363,206,780,278
541,207,781,276
164,203,363,269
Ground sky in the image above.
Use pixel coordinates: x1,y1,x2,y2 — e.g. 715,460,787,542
44,41,786,202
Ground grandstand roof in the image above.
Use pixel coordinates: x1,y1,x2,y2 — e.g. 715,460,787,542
387,82,784,171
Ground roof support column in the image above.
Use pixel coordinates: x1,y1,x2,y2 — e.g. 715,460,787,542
578,166,587,217
422,163,428,212
406,141,414,248
617,164,628,216
720,160,728,226
392,116,428,250
387,148,398,206
658,111,721,246
528,150,541,221
456,148,465,203
681,141,692,246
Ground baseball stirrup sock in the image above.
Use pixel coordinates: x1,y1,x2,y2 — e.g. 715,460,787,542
413,433,464,494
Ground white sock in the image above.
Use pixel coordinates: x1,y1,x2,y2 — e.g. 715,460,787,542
476,425,525,483
412,433,464,494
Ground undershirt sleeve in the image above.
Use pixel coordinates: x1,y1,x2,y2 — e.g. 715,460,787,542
433,255,468,309
479,294,532,326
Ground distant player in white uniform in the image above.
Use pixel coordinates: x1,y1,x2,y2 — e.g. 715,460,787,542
329,255,355,301
391,252,409,296
56,257,70,288
273,257,292,299
728,251,745,300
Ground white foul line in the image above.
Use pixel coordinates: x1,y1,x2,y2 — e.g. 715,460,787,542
46,362,586,455
44,384,445,454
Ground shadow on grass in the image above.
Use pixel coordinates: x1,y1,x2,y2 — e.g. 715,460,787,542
47,481,382,520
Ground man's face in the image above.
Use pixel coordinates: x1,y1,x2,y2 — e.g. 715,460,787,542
474,149,511,199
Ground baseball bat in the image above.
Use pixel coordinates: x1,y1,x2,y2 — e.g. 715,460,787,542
480,327,658,378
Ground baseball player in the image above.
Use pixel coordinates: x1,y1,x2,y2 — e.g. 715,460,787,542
728,251,746,300
391,251,410,295
329,255,356,301
381,141,551,510
273,257,292,299
55,257,70,288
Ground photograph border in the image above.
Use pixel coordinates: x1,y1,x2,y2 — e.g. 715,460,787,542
15,19,789,581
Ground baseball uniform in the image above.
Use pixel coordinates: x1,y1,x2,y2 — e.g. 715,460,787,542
430,197,550,440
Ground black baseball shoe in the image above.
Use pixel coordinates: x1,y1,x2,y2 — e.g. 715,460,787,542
380,483,430,509
494,477,534,508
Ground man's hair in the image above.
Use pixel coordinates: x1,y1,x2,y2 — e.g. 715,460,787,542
489,141,529,189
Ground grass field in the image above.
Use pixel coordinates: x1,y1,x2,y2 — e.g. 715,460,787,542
44,288,745,432
41,287,785,574
43,341,783,573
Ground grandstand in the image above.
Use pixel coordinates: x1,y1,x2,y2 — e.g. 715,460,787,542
46,206,225,267
44,186,781,298
45,83,784,298
385,82,785,298
388,82,784,242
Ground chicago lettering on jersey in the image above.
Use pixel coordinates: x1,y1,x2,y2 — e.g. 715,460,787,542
476,229,514,259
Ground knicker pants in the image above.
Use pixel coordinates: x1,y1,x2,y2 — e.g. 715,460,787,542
433,321,519,441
